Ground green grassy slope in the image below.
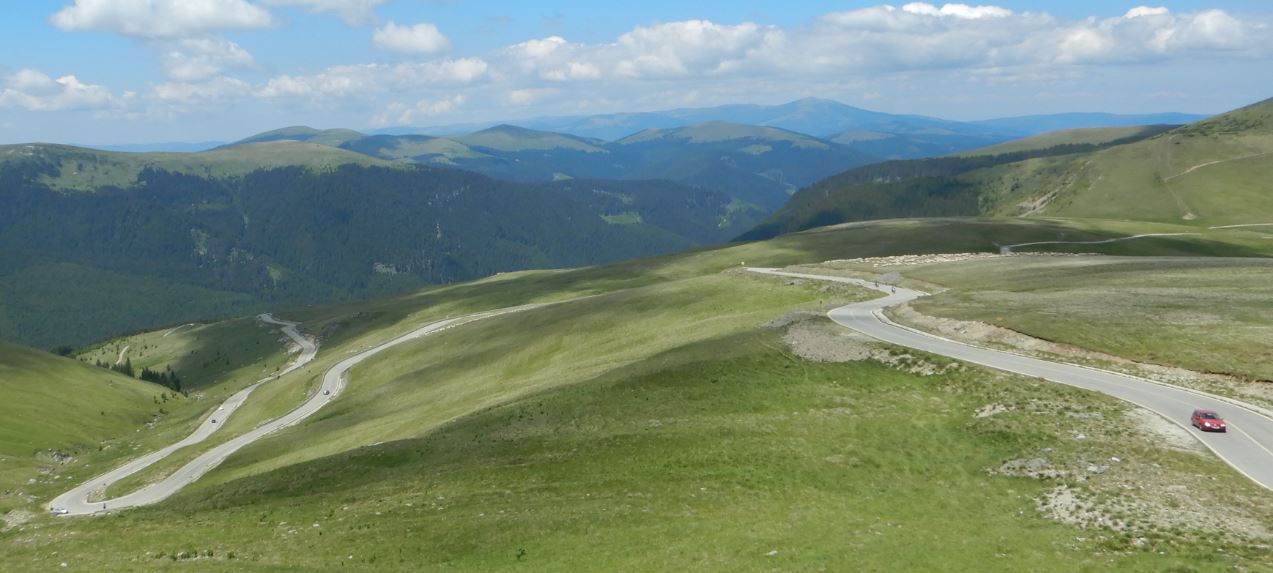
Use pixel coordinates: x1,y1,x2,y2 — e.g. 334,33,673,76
5,218,1273,569
900,254,1273,381
0,342,165,512
77,316,295,392
744,97,1273,238
14,331,1263,571
0,311,305,516
1010,98,1273,224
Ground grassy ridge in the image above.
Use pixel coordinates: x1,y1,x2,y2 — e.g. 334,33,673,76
78,317,299,391
745,97,1273,238
0,142,392,192
954,98,1273,226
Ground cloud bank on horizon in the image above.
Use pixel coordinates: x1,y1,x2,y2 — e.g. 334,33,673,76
1,1,1271,142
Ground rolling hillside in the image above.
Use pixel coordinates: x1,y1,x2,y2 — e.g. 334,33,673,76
7,217,1273,570
0,141,393,191
743,97,1271,239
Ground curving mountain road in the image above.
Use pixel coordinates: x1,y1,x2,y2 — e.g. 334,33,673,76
749,268,1273,490
51,306,539,516
998,233,1199,254
49,314,317,516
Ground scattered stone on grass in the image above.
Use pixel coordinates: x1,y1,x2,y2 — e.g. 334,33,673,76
2,510,35,530
974,403,1010,418
994,458,1069,480
1125,408,1205,454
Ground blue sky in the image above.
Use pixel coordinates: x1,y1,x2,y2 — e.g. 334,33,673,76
2,1,1271,144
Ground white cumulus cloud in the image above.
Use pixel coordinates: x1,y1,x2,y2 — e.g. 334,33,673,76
901,3,1013,19
1125,6,1171,19
371,94,466,125
50,0,274,39
0,69,121,111
161,37,256,82
373,21,452,54
151,76,252,104
501,20,783,83
259,58,488,99
263,0,383,26
505,87,557,106
24,3,1273,126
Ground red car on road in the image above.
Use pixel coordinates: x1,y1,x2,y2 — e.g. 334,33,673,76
1191,409,1227,432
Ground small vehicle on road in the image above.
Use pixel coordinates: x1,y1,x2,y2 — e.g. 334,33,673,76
323,389,330,396
50,507,69,515
1191,409,1227,432
210,419,217,424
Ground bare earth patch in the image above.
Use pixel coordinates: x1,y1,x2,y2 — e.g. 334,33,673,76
2,509,35,530
974,403,1010,418
1039,475,1270,542
771,312,958,376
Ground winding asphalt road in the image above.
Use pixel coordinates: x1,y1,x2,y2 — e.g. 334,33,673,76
51,306,538,516
999,233,1200,254
749,268,1273,490
49,314,317,516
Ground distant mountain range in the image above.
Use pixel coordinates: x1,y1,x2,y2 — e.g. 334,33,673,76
371,98,1208,160
227,120,878,211
80,98,1207,161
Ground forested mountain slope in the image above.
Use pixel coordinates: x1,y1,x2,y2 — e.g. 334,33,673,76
0,149,755,348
